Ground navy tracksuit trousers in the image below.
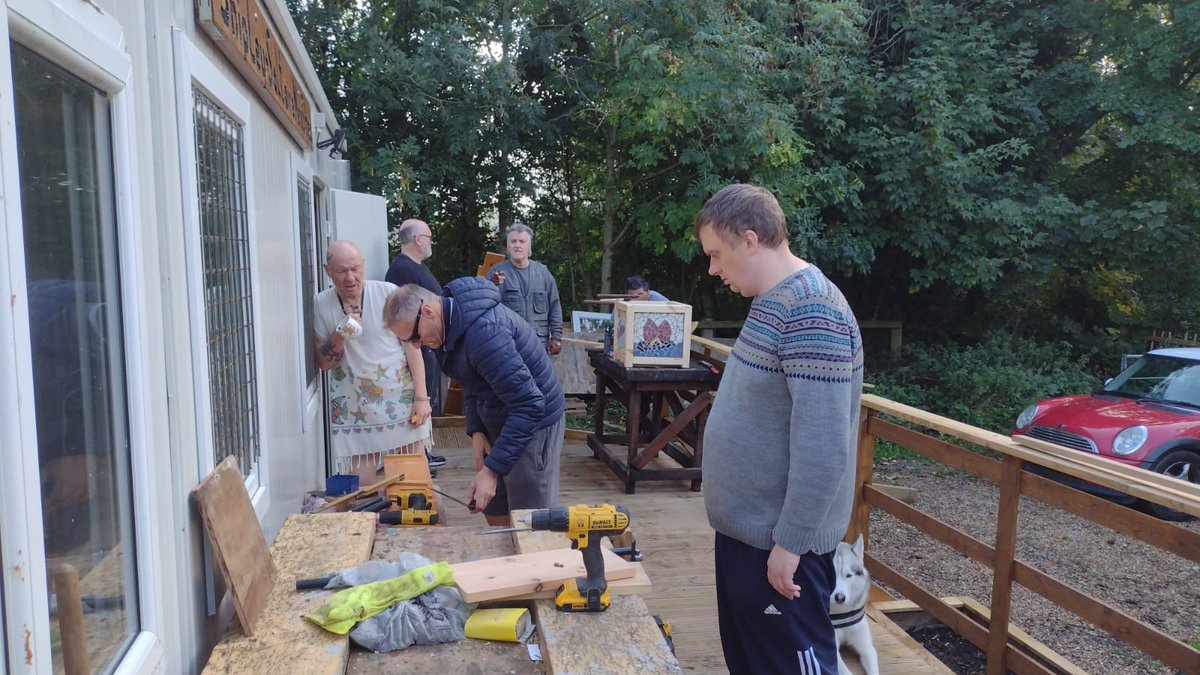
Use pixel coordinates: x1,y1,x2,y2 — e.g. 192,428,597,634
714,532,839,674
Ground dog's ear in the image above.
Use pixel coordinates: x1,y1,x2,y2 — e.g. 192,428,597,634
852,533,864,557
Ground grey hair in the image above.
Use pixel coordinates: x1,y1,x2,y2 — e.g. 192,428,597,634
505,221,534,241
382,284,439,332
397,219,425,245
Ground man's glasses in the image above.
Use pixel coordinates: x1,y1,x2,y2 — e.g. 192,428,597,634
407,301,423,344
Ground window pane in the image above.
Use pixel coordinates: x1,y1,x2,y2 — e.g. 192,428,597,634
298,177,317,386
13,42,139,672
192,87,261,477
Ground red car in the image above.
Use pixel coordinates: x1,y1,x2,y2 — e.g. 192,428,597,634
1013,348,1200,520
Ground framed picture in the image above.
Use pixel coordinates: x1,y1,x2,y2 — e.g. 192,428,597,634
572,310,613,334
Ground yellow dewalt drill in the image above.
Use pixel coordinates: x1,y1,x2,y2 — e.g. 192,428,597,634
524,504,631,612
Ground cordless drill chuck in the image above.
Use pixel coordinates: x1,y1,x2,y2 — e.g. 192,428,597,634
525,504,630,612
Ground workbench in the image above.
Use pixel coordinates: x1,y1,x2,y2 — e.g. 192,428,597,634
347,524,539,673
587,350,721,494
346,520,679,673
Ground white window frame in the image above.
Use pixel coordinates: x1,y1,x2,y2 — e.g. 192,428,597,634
0,1,167,672
172,30,271,516
290,152,322,432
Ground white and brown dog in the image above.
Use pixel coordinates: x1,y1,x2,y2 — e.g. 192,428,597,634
830,534,880,675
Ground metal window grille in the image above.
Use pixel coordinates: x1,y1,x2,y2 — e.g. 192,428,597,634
297,177,318,385
193,87,260,475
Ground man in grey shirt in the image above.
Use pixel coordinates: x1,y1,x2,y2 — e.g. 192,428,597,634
488,222,563,355
695,184,863,674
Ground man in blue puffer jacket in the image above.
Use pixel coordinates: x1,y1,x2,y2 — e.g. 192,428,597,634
383,277,565,526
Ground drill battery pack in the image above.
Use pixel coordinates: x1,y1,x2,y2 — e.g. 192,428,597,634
383,488,440,526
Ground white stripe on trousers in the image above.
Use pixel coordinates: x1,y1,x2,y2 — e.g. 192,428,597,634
798,646,821,674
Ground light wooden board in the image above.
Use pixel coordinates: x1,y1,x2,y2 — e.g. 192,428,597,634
451,547,637,603
203,513,377,674
193,455,275,636
512,510,680,674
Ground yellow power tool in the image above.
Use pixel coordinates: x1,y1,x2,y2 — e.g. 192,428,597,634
524,504,630,612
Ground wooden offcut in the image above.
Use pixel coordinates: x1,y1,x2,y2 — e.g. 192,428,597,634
202,513,377,674
511,509,679,674
451,547,637,603
193,456,275,635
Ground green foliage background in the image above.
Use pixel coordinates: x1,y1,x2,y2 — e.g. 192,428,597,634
290,0,1199,404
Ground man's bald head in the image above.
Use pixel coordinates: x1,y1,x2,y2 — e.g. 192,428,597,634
326,240,362,263
398,219,434,261
324,240,365,299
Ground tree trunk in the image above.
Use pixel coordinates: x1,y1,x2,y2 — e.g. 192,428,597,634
601,122,617,295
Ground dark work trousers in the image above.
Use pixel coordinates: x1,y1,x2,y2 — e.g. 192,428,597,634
714,532,838,675
422,347,442,417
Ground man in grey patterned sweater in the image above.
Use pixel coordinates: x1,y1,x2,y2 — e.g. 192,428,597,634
695,184,864,674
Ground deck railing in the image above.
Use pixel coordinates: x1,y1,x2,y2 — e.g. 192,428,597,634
853,395,1200,675
687,336,1199,674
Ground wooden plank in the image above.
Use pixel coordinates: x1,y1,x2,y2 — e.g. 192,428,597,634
1011,561,1200,673
193,456,275,636
451,547,637,603
986,456,1022,675
865,486,994,565
203,513,377,674
850,408,876,543
1020,470,1200,564
1011,435,1200,513
862,395,1200,516
511,509,680,674
956,597,1090,675
867,555,1053,675
869,417,1003,482
53,564,88,675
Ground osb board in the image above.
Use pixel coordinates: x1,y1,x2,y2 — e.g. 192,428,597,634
193,456,275,635
349,524,540,674
203,513,377,675
452,547,637,603
511,510,680,674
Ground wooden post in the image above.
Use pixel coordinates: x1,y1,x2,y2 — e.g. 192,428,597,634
850,406,876,544
986,455,1023,675
54,564,90,675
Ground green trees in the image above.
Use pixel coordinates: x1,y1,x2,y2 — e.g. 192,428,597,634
290,0,1200,349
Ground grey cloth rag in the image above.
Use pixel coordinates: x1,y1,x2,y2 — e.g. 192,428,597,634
322,554,471,652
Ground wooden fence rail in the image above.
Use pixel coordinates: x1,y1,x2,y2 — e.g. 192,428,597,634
679,335,1199,673
853,395,1200,675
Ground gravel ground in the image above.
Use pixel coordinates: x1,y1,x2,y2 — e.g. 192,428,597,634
868,458,1200,675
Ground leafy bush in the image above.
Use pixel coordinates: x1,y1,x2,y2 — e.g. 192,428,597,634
868,336,1098,435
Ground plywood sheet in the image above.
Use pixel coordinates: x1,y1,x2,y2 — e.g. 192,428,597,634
203,513,377,674
451,547,636,603
512,510,679,674
193,456,275,636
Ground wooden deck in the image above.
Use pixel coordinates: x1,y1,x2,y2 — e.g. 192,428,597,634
428,426,953,674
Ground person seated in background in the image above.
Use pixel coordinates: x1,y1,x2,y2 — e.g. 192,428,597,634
625,275,669,301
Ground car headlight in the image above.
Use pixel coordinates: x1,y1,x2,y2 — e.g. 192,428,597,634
1112,426,1148,456
1015,404,1039,429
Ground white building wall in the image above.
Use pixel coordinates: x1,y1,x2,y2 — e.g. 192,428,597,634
1,0,344,671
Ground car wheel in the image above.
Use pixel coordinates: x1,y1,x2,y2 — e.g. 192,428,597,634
1146,448,1199,521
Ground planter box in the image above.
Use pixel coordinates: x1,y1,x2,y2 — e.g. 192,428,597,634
612,300,692,368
